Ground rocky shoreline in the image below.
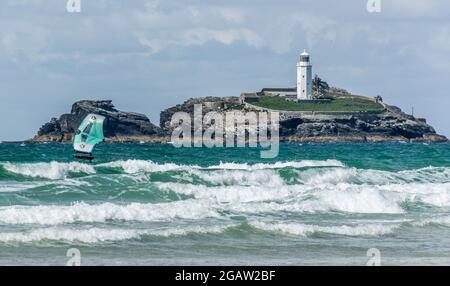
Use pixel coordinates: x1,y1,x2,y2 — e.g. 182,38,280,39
30,98,449,144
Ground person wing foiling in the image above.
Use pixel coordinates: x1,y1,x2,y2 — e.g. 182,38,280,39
73,113,105,161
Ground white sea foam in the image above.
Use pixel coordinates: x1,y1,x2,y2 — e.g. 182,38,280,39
0,228,142,243
250,221,399,237
158,182,406,214
189,169,285,187
148,224,234,237
413,216,450,227
98,160,194,173
0,182,45,193
97,159,344,174
3,160,450,218
399,167,450,184
2,161,95,180
372,182,450,208
0,200,218,225
0,159,345,181
206,159,344,171
0,225,234,243
313,183,406,213
158,183,293,204
306,182,450,213
298,166,450,186
156,180,450,215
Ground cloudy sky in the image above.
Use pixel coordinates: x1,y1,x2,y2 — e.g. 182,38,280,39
1,0,450,140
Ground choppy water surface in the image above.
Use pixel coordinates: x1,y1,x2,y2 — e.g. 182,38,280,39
0,142,449,265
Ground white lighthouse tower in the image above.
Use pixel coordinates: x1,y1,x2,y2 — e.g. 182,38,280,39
297,49,312,100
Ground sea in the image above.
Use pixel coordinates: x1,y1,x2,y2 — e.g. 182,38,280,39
0,142,449,265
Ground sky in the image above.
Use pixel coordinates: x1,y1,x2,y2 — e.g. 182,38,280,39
1,0,450,141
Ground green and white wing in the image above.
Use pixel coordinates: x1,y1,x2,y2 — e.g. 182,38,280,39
73,114,105,153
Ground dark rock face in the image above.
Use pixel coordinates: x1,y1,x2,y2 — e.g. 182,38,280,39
33,97,448,144
34,100,163,142
289,116,435,139
281,106,447,143
160,96,243,131
159,97,448,144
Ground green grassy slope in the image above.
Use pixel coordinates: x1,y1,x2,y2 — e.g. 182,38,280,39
251,96,385,112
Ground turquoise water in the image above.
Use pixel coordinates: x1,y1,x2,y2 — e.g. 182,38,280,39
0,142,450,265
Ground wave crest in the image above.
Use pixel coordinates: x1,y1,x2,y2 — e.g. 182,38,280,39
250,221,399,237
2,161,95,180
0,200,218,225
0,224,235,243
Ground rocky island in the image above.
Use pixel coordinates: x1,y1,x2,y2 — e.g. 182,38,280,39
31,90,448,144
32,100,167,143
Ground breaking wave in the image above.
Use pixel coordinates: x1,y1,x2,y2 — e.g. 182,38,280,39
188,169,286,187
250,221,400,237
2,160,449,190
205,159,344,170
0,159,343,180
412,216,450,227
0,224,235,243
158,180,450,214
1,156,450,246
1,159,450,217
298,166,450,185
98,159,344,173
98,160,194,173
2,161,95,180
5,218,449,244
0,200,219,225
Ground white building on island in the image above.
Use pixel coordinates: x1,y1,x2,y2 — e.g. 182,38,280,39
240,49,314,103
297,49,312,100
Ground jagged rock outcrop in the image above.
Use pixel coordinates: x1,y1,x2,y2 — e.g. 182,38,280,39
160,96,243,131
32,97,448,144
32,100,165,142
281,104,447,143
159,97,448,143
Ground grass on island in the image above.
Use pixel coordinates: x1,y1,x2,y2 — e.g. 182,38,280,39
252,96,385,112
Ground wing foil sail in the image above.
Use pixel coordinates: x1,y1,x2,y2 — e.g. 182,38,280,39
73,114,105,154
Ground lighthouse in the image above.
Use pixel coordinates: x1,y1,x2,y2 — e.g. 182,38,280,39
297,49,312,100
